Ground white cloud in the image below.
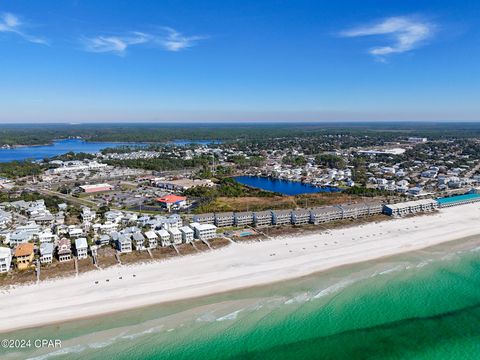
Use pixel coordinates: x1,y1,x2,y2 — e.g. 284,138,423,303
340,16,434,60
82,32,151,55
82,28,204,55
156,27,204,52
0,12,48,45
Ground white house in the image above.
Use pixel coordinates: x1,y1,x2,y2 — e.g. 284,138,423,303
40,242,54,264
179,226,194,243
132,232,146,251
75,237,89,259
117,234,132,253
144,230,158,249
168,228,182,245
190,222,217,241
156,229,171,247
0,247,12,273
81,207,96,222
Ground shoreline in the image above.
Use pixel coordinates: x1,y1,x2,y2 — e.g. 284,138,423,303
1,203,480,333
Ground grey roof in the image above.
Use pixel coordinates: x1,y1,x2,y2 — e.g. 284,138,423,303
215,212,234,218
271,209,291,216
75,237,88,249
40,242,54,255
132,232,145,241
310,206,342,215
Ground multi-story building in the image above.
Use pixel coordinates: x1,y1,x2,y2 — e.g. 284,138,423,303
214,212,235,227
291,209,310,225
75,238,89,259
0,247,12,273
190,222,217,240
253,211,273,227
309,206,343,224
271,210,292,225
234,211,254,226
40,242,54,264
179,226,194,243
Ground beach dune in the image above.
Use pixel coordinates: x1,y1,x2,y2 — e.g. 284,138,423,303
1,203,480,333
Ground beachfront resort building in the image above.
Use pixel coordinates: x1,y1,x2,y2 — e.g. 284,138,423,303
309,206,343,224
253,211,273,227
272,210,292,225
339,203,383,219
40,243,53,264
291,209,311,225
383,199,438,217
0,247,12,273
75,238,89,259
57,238,72,262
234,211,254,226
179,226,194,243
190,222,217,240
192,213,215,225
15,243,34,270
214,212,235,227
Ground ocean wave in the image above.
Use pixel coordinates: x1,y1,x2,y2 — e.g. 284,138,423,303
26,345,86,360
284,292,312,305
216,309,243,321
313,279,357,299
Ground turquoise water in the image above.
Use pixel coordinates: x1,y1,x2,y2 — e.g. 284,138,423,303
3,236,480,360
234,176,341,195
437,193,480,205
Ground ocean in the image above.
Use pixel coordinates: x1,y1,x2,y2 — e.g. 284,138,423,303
3,236,480,360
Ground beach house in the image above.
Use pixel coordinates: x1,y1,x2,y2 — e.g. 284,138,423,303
15,243,34,270
144,230,158,249
156,229,171,247
132,232,146,251
116,234,132,253
75,238,89,259
0,247,12,273
40,242,53,264
168,228,183,245
179,226,194,243
57,238,72,262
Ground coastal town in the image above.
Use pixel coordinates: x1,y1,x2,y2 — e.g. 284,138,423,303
1,128,480,284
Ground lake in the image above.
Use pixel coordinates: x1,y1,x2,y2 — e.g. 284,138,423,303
234,176,341,195
0,139,141,162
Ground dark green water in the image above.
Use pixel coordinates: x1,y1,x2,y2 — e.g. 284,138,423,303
4,237,480,360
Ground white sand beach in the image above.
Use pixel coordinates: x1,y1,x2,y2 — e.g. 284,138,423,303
1,203,480,333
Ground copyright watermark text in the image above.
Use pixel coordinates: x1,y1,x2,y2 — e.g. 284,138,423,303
1,338,62,349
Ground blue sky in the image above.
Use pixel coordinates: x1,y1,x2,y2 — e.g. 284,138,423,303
0,0,479,122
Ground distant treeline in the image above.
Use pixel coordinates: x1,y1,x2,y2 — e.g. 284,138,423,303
2,122,480,146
